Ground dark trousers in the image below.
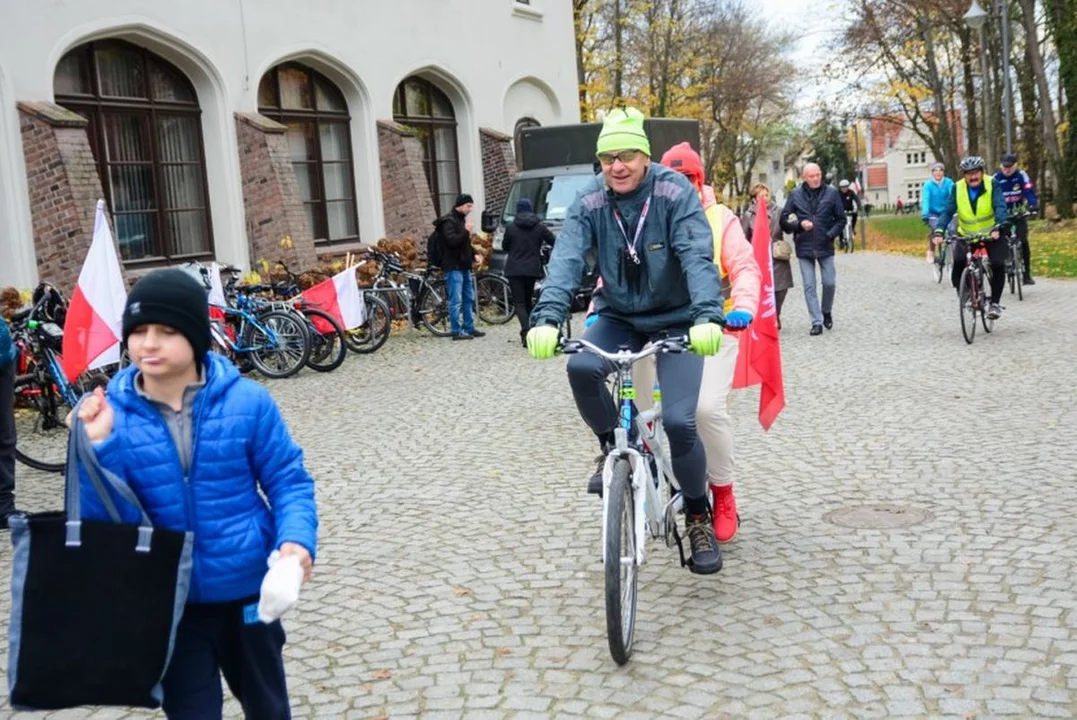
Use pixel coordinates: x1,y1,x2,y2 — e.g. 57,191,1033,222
508,276,538,339
162,598,290,720
0,362,16,513
775,289,787,319
566,316,707,502
952,238,1007,304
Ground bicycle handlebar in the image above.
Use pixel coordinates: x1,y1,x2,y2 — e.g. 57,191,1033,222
559,335,691,364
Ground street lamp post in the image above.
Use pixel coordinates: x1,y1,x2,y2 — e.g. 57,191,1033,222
964,0,1015,160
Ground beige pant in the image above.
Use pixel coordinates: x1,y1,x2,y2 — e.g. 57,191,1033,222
633,334,739,487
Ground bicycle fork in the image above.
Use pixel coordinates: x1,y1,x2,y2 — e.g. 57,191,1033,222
600,428,650,568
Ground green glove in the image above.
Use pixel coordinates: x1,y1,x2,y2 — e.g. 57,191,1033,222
689,322,723,357
526,325,560,359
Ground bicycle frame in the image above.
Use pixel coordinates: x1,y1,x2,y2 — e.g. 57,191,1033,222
565,338,685,567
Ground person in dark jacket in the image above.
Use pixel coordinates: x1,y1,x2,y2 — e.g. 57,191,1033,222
994,152,1039,285
433,194,486,340
503,198,556,346
780,164,846,335
0,318,18,528
76,269,318,719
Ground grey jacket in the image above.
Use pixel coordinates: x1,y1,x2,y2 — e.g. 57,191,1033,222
530,163,724,334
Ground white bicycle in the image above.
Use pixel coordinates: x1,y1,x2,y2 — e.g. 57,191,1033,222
560,335,695,665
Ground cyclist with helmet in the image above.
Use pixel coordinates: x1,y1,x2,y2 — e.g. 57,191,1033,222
527,108,727,575
994,152,1039,286
933,156,1009,319
921,162,955,263
838,179,860,238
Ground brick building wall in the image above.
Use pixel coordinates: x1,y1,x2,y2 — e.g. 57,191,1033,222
378,120,437,246
480,127,516,217
18,102,108,295
235,113,317,270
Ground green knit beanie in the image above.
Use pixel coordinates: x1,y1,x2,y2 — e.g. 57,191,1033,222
596,107,651,157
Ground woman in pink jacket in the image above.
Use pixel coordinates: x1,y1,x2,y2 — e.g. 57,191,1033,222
584,143,761,544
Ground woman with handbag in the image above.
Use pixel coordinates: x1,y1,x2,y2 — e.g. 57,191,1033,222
741,183,794,329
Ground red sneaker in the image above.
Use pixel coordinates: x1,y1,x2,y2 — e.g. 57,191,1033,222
710,483,739,543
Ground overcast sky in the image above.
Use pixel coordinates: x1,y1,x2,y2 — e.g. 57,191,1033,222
759,0,849,122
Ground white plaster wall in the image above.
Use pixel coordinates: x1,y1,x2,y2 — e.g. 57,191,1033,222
0,0,579,284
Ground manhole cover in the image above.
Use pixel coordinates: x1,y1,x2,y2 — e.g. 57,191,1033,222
823,504,934,530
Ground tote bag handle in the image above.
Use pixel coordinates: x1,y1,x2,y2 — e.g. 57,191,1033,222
64,395,155,553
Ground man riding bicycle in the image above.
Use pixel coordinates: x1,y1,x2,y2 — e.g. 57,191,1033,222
527,107,727,575
838,179,860,239
933,156,1009,319
921,161,955,263
993,152,1038,286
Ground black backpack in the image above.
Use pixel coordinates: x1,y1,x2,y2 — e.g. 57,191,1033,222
426,227,443,268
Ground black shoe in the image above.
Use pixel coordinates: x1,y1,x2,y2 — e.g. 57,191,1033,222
0,509,24,530
823,313,833,330
587,449,610,497
470,329,487,338
810,325,823,336
452,333,473,341
520,336,527,348
776,316,781,331
685,512,722,575
1023,274,1035,286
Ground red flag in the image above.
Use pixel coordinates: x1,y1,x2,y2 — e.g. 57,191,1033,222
732,195,785,430
61,200,127,380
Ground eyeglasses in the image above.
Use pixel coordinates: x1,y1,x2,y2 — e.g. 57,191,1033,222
597,149,642,165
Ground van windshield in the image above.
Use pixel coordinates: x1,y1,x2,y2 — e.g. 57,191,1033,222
502,174,594,225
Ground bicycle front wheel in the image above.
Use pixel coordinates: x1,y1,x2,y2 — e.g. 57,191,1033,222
1015,249,1024,302
958,267,976,345
476,273,514,325
605,457,638,666
303,308,347,372
244,310,310,379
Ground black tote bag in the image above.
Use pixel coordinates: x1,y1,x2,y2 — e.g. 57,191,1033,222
7,407,194,710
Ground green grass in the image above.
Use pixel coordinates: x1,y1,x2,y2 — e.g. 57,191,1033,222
864,215,1077,278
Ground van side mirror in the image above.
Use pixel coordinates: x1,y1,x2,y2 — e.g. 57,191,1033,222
481,209,499,233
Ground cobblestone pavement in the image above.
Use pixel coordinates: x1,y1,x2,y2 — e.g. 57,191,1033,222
2,252,1077,719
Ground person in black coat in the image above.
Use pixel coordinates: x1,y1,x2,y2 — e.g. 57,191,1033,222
780,163,847,335
503,198,556,345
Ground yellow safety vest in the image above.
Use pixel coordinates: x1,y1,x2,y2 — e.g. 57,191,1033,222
705,203,735,314
955,177,996,236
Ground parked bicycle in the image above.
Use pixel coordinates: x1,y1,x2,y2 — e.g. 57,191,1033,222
360,249,454,337
8,284,107,472
953,231,999,345
560,334,703,665
213,267,312,378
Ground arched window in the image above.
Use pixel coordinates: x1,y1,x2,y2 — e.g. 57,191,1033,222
54,40,213,264
393,77,460,217
513,117,540,167
259,63,358,245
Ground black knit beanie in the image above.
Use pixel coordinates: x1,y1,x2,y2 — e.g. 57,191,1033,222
122,269,210,363
454,193,474,209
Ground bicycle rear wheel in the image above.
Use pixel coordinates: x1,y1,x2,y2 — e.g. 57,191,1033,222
604,457,638,666
244,310,310,379
417,279,453,337
13,379,72,473
302,308,347,372
958,267,976,345
476,273,514,325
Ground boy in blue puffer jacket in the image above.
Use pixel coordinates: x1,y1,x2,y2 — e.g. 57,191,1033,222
75,269,318,720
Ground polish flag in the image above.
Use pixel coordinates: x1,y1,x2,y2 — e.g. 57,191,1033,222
301,266,365,331
732,195,785,430
206,263,227,321
61,200,127,380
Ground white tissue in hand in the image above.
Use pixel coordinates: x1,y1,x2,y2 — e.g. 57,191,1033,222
257,551,303,623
